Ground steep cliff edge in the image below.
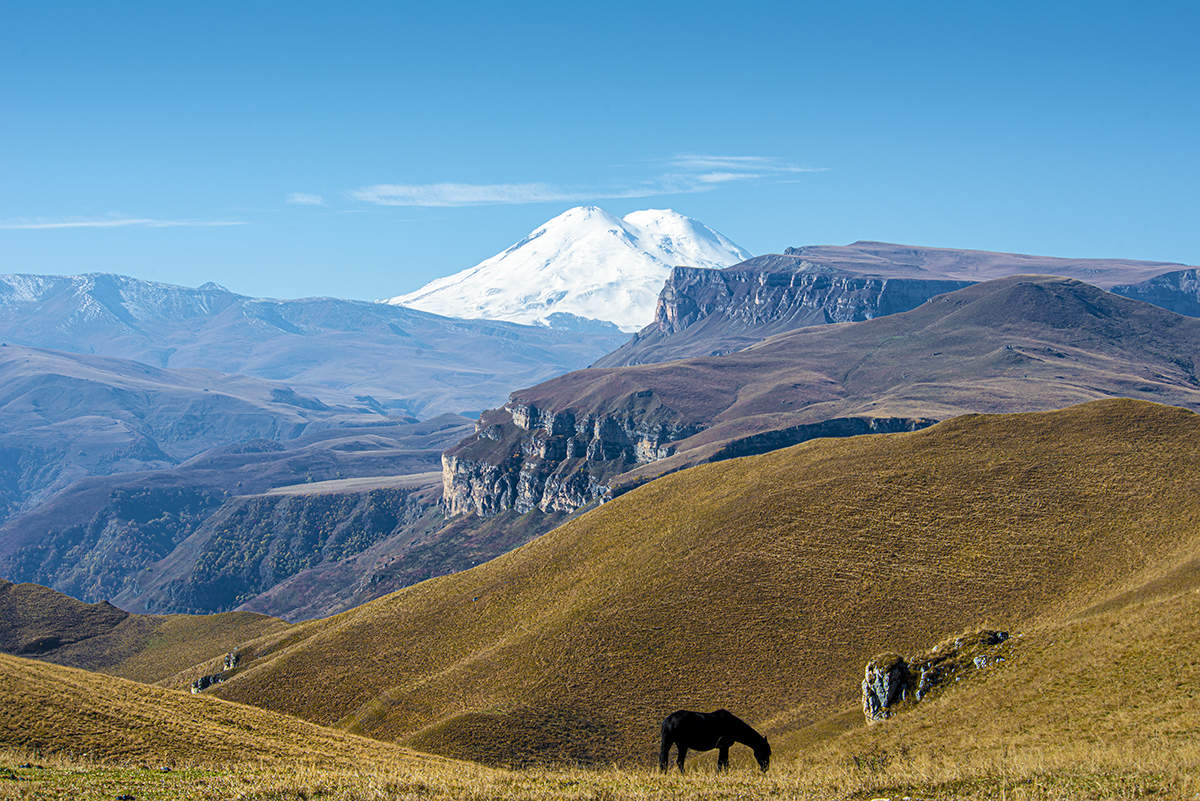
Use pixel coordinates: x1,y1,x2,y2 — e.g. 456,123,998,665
596,262,972,367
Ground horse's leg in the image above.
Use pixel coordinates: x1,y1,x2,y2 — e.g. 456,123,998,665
717,745,729,772
659,736,671,772
676,746,688,774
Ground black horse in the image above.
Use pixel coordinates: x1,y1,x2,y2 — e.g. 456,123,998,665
659,708,771,773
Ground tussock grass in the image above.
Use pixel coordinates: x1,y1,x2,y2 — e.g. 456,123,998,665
1,751,1196,800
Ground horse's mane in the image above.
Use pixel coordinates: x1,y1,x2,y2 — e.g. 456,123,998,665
713,709,768,748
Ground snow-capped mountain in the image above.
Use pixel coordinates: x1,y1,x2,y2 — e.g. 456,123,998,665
388,206,751,332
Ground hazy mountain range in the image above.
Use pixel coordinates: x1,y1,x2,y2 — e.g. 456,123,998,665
0,272,626,419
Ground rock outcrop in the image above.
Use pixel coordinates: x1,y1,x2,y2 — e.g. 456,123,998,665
190,650,240,693
442,399,704,517
862,629,1011,722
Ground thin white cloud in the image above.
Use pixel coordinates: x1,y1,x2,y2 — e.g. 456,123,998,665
693,171,764,184
669,154,827,175
351,154,826,208
0,218,246,230
286,192,326,206
350,180,703,208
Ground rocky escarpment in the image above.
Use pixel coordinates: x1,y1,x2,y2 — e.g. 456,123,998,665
595,261,973,367
862,629,1011,721
443,396,935,517
442,397,704,517
1112,269,1200,318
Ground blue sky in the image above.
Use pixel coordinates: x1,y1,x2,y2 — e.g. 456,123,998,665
2,1,1197,300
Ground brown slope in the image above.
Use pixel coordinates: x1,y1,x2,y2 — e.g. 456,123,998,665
0,579,285,683
0,652,446,770
209,399,1200,766
445,275,1200,516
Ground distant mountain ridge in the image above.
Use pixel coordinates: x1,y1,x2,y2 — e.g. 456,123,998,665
599,242,1200,367
389,206,750,332
0,271,626,418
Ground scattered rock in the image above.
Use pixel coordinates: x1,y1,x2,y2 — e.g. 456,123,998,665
190,672,224,693
191,649,241,693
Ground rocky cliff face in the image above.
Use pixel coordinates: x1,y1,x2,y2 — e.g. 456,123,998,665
442,399,704,517
443,397,934,518
657,262,971,333
595,263,973,367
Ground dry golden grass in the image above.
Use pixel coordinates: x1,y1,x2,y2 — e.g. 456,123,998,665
202,399,1200,768
8,567,1200,798
0,652,453,770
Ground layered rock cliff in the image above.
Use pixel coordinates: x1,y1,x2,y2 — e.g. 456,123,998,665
442,396,934,517
444,276,1200,522
442,397,705,517
595,261,973,367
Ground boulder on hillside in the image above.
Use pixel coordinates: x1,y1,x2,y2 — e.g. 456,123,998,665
862,652,909,721
862,629,1010,722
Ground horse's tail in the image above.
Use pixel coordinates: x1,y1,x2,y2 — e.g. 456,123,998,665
659,717,673,771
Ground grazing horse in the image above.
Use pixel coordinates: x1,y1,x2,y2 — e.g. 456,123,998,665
659,708,771,773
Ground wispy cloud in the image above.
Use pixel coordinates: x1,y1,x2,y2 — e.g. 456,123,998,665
668,154,827,175
0,217,246,230
286,192,326,206
351,154,825,208
350,180,707,208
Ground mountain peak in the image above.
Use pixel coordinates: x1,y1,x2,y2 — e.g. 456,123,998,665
388,206,750,332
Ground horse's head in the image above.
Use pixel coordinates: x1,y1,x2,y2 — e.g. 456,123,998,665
755,739,771,772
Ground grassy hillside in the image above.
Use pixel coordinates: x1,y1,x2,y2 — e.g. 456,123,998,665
0,652,450,769
789,574,1200,792
209,399,1200,767
0,580,285,683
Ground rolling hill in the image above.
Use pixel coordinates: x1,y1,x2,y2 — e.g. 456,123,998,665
204,399,1200,767
445,275,1200,518
0,579,284,683
0,342,393,521
0,651,448,770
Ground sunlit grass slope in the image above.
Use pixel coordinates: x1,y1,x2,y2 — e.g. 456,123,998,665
0,652,447,770
211,399,1200,766
0,579,285,683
